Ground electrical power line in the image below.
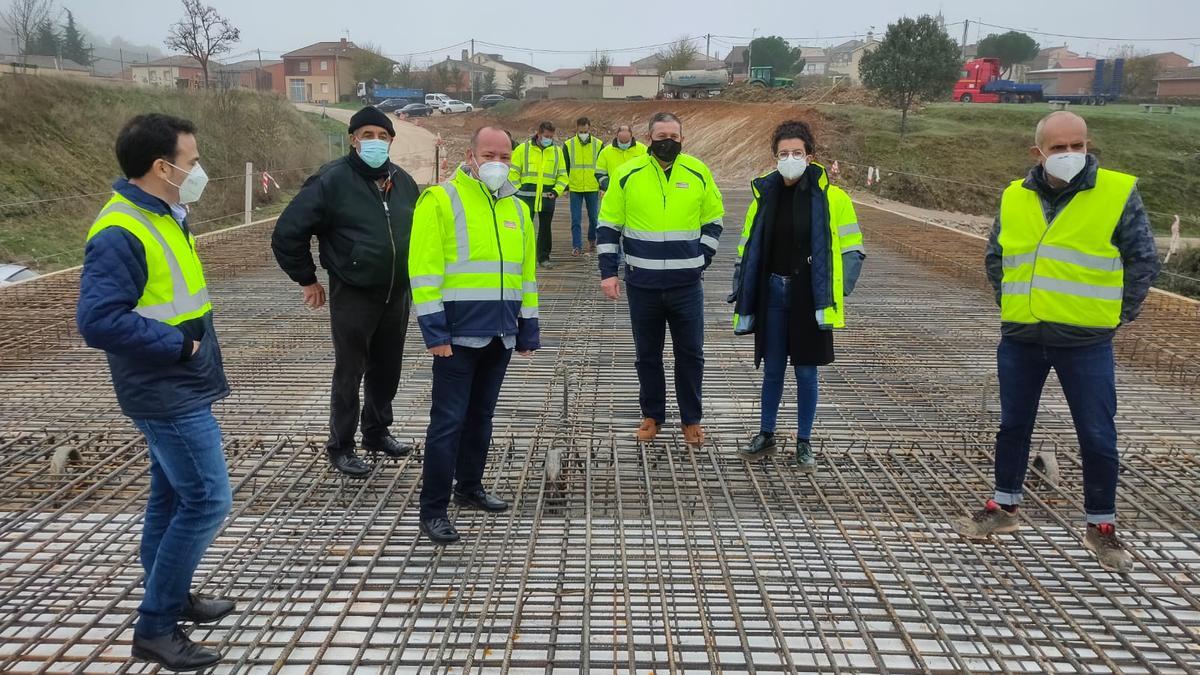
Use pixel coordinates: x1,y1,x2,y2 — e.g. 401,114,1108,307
970,20,1200,43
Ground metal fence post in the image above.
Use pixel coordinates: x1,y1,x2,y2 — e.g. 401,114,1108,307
244,162,254,224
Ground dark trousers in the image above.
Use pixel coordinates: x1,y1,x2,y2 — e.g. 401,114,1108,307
993,337,1119,524
520,195,557,263
325,275,410,453
131,405,232,638
420,338,513,519
627,281,705,425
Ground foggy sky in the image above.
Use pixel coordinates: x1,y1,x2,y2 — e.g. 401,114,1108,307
64,0,1200,70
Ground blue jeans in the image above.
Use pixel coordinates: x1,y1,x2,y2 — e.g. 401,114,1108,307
130,405,232,638
627,281,705,425
760,275,819,438
993,337,1119,524
420,338,513,519
569,191,600,250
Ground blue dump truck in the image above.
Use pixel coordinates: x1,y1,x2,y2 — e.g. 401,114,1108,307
953,57,1125,105
357,82,425,105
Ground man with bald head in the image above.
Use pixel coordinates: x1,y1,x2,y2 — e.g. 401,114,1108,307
409,126,540,544
958,110,1160,572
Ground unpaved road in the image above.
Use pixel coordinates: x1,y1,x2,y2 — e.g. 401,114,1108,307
294,103,438,184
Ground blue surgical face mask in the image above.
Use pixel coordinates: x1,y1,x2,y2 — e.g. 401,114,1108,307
617,141,632,150
357,139,390,168
539,137,553,148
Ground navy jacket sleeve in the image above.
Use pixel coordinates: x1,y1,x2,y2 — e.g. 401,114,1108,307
985,217,1004,307
271,172,326,286
1113,188,1161,324
76,228,188,364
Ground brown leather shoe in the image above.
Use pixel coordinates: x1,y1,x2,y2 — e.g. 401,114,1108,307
636,418,660,441
682,423,705,447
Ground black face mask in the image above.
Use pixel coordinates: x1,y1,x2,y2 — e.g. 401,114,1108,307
649,138,682,164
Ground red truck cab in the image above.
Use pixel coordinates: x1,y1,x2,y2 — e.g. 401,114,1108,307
953,58,1003,103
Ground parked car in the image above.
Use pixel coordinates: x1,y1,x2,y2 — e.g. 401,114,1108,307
375,98,408,113
478,94,509,108
399,103,433,118
440,100,474,114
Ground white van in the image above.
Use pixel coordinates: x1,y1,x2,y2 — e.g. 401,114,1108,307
425,93,452,107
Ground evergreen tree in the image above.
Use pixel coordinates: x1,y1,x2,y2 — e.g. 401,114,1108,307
61,9,91,65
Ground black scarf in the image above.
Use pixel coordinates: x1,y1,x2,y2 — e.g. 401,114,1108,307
347,148,391,181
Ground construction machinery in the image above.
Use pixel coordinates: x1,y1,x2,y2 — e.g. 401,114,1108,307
747,65,793,89
953,57,1126,105
661,69,730,99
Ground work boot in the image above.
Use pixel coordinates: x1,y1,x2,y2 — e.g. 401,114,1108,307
328,450,371,478
179,592,235,624
795,439,816,473
635,418,660,442
1084,523,1134,573
682,423,705,448
420,517,461,545
739,431,776,460
956,499,1020,540
131,627,222,672
454,488,509,512
363,435,414,458
572,248,583,256
538,260,556,269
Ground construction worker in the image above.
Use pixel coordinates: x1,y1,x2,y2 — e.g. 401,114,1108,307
510,121,567,268
730,121,866,470
598,112,724,447
272,107,420,478
562,116,604,255
409,126,540,544
76,113,234,671
595,124,647,194
957,111,1160,573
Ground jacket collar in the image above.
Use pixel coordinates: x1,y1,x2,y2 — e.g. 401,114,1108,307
752,162,830,196
113,177,174,217
1022,153,1099,197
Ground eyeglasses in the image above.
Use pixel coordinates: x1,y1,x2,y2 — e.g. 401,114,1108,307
776,150,809,160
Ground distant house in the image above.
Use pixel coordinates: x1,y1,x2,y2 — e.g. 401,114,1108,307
217,59,285,94
603,65,660,99
0,53,91,79
724,46,749,76
796,47,828,76
1156,66,1200,97
1024,45,1078,71
826,37,879,84
432,52,494,98
282,39,384,104
468,53,547,96
632,53,725,75
130,55,207,88
1026,58,1099,97
547,65,661,100
1147,52,1193,71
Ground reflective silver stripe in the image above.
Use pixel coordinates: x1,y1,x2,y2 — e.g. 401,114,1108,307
519,306,539,318
522,281,538,294
624,254,705,270
97,202,210,321
597,243,621,254
440,182,471,262
446,260,522,276
1031,275,1123,301
1002,281,1031,295
622,227,700,242
841,244,866,254
707,218,724,228
410,274,444,289
598,220,623,231
700,235,720,252
442,287,523,302
738,234,750,248
516,190,538,197
1003,252,1037,268
814,308,833,328
414,300,444,316
1038,244,1122,272
838,222,862,237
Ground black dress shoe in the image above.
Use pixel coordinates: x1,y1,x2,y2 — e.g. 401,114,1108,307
419,517,461,544
180,592,235,624
454,488,509,512
738,431,777,460
132,628,222,671
328,451,371,478
362,435,414,458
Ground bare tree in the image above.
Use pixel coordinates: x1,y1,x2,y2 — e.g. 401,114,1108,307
586,50,611,78
164,0,240,89
658,37,699,75
1,0,54,56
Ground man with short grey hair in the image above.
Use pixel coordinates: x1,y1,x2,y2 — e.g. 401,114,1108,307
597,111,724,447
957,110,1160,573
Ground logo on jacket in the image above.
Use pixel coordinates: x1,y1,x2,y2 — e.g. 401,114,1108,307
503,220,518,229
675,182,689,189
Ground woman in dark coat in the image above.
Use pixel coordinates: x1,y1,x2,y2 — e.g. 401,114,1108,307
729,121,866,469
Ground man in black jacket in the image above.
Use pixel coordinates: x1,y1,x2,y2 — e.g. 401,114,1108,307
272,106,419,477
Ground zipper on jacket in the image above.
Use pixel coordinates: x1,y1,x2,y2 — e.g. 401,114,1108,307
479,182,508,338
381,181,396,305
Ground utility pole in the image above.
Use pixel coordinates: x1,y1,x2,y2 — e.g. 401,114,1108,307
119,48,125,78
706,34,711,61
257,48,263,91
960,19,970,60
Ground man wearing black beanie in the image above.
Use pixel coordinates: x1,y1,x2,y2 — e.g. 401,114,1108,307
272,106,420,477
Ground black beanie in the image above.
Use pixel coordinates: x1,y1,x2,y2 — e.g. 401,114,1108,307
348,106,395,137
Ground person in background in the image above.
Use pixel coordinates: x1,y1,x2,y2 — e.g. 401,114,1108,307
77,113,235,671
409,126,541,544
595,124,647,196
272,106,420,478
956,110,1160,573
729,120,866,470
510,121,567,268
562,116,605,256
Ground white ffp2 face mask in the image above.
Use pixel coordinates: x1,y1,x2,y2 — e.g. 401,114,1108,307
1040,150,1087,184
166,161,209,204
475,160,510,192
777,155,808,181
